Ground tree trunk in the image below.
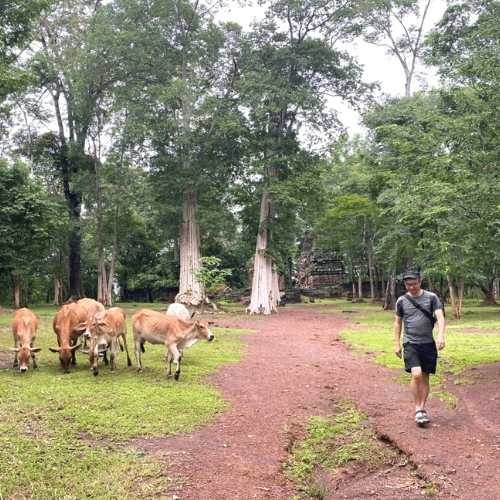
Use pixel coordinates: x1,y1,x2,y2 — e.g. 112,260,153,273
479,277,498,305
383,271,396,310
447,274,459,319
367,245,375,300
176,187,204,306
248,190,277,314
357,271,363,300
68,217,82,299
11,273,21,308
53,278,64,305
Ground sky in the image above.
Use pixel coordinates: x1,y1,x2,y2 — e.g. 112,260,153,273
218,0,448,135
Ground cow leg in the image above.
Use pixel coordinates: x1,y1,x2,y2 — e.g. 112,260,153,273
121,333,132,367
71,339,77,366
134,339,143,371
13,339,19,368
31,342,38,369
168,345,182,381
90,340,99,376
166,350,173,377
109,339,117,371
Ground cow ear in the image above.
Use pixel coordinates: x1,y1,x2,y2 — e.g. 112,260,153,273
49,347,61,353
31,347,42,353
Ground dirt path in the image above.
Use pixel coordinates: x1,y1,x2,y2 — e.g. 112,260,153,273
135,305,500,499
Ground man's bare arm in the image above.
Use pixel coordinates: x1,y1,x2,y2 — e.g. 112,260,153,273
435,309,445,350
394,315,402,358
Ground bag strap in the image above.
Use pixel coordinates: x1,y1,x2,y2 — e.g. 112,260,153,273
404,293,435,325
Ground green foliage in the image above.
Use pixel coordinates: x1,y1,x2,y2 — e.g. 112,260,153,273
0,160,64,301
0,304,246,497
195,256,232,297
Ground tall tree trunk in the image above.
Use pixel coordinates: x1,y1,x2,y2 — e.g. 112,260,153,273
447,274,459,319
53,278,64,305
358,270,363,300
249,190,277,314
367,244,375,300
105,234,118,307
176,187,204,306
68,218,81,298
383,270,396,310
11,273,21,308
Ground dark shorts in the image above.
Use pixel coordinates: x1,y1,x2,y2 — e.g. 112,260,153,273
403,342,438,374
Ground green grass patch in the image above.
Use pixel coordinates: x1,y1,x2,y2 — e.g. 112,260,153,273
0,304,247,498
326,300,500,398
285,402,396,499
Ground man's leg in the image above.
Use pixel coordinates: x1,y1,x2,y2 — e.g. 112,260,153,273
410,367,430,411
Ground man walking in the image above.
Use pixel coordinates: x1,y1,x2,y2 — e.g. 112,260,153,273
394,271,446,426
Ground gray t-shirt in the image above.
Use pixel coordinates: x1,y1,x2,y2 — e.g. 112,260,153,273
395,290,442,344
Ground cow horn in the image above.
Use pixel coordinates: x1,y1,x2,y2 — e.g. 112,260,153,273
70,343,81,351
49,347,61,353
9,347,20,352
30,347,42,353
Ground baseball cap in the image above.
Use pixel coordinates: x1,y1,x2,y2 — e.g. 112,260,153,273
402,271,420,280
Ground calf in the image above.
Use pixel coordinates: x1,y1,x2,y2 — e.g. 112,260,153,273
132,309,214,380
166,303,194,321
89,307,132,376
50,303,88,372
11,308,41,373
77,298,105,350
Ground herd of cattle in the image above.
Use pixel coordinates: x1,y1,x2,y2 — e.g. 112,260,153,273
9,300,215,380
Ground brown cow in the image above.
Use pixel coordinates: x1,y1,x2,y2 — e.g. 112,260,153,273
89,307,132,376
11,308,41,373
77,298,105,350
50,303,88,372
132,309,214,380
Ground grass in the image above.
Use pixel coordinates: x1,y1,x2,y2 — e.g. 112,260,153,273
0,303,246,499
285,402,397,499
323,299,500,393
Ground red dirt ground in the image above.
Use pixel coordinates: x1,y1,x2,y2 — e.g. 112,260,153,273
134,304,500,499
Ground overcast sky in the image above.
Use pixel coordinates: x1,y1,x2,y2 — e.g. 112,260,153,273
218,0,448,135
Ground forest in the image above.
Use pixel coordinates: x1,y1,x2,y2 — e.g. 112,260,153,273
0,0,498,317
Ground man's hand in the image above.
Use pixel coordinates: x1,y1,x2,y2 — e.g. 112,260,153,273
394,343,402,358
436,336,445,350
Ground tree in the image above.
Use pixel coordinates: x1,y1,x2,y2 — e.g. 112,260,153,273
316,194,378,301
240,0,372,314
27,0,120,298
362,0,435,96
109,0,245,307
0,160,62,307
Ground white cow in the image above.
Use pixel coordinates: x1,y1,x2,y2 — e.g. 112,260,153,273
166,303,194,321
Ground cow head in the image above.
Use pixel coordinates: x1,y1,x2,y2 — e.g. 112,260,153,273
11,346,42,372
91,315,112,337
49,344,81,372
195,321,215,342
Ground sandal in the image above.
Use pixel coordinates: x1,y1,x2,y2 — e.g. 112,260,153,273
415,410,430,425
